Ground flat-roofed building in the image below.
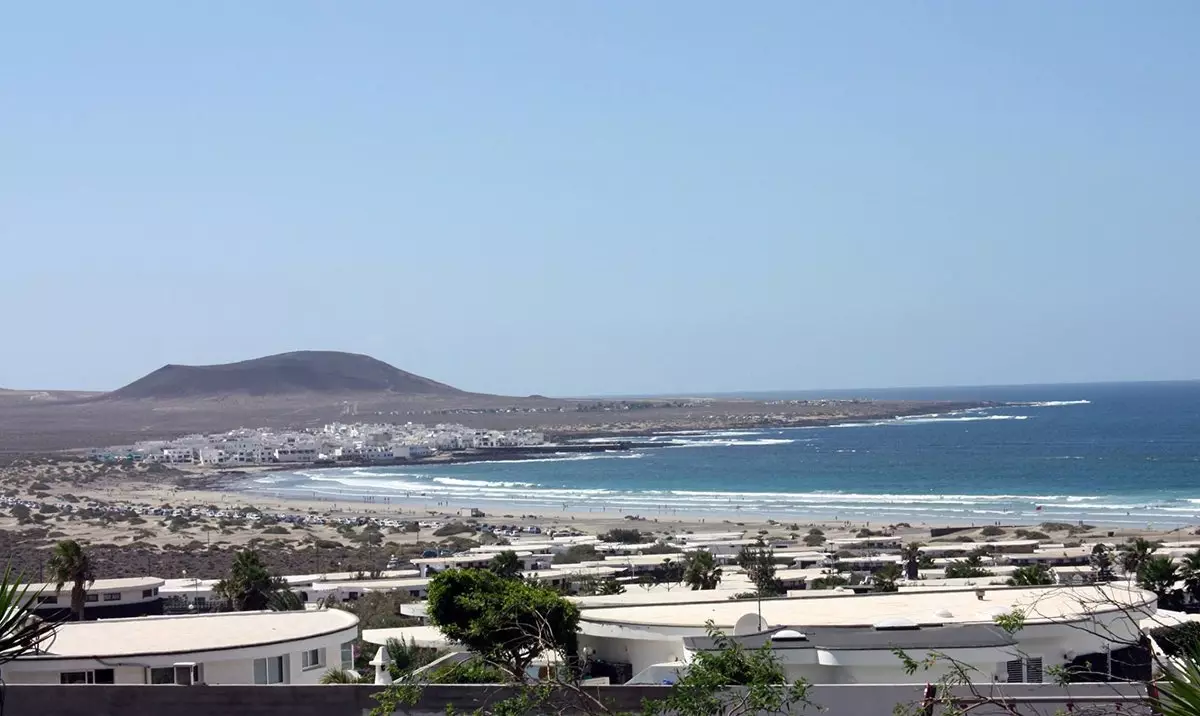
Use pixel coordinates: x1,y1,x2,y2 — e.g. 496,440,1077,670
5,610,360,685
27,577,165,621
574,584,1155,686
410,551,543,577
1005,547,1094,567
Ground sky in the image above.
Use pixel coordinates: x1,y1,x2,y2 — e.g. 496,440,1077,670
2,3,1198,397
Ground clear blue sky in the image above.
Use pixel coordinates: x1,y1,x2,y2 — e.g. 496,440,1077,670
3,3,1198,396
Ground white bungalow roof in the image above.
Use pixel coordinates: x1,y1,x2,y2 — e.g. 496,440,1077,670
362,625,459,650
27,577,164,593
23,610,359,660
579,584,1155,629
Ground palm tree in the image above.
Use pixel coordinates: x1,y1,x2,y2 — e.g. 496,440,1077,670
1007,564,1054,586
1090,543,1117,582
872,563,902,592
900,542,924,580
46,540,93,621
267,588,306,611
0,564,58,666
214,549,288,611
1178,549,1200,601
1120,537,1159,576
682,551,723,591
1138,555,1181,608
488,550,523,580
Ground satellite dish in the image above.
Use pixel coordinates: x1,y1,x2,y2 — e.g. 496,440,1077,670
734,613,766,635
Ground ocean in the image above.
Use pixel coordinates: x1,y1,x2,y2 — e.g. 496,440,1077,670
249,382,1200,528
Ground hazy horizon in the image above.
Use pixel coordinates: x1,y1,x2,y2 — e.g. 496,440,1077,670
4,3,1198,396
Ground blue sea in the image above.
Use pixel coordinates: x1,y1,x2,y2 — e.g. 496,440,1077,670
250,382,1200,527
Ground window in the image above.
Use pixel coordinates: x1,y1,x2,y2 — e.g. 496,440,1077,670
148,667,174,685
142,589,153,598
36,596,58,605
302,647,325,670
60,669,114,685
103,592,121,602
1005,657,1044,683
253,655,288,684
340,641,355,670
85,594,99,603
1026,657,1044,683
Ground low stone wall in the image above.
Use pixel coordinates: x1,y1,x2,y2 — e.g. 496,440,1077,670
2,682,1151,716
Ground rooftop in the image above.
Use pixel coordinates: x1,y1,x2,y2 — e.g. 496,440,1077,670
411,552,534,565
28,576,164,593
579,584,1155,630
25,609,359,660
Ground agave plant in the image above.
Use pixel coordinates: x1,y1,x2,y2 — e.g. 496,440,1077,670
1155,651,1200,716
319,667,367,684
0,564,59,666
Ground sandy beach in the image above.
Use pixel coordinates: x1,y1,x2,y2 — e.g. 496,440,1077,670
1,456,1194,583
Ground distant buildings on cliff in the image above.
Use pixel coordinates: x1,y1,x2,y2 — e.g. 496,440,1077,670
90,422,546,467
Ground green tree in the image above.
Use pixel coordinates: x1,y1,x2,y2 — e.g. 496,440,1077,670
900,542,923,580
489,550,523,580
1120,537,1159,576
737,546,782,597
643,624,812,716
1138,555,1181,608
1090,543,1117,582
682,551,723,590
872,563,902,592
1179,549,1200,601
1006,563,1054,586
426,568,580,680
0,564,59,666
214,549,289,611
46,539,94,621
943,554,992,579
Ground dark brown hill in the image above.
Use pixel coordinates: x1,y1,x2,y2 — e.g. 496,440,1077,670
106,351,466,399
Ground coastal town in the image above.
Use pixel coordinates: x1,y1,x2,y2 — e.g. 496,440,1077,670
89,422,551,467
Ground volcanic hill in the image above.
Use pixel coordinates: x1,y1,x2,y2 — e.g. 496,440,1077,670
107,351,466,399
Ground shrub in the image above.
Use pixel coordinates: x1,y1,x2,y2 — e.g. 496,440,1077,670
553,544,598,564
433,522,471,537
803,534,826,547
1039,522,1076,532
639,542,680,555
980,526,1005,537
1015,529,1051,541
402,522,420,533
807,527,824,536
599,528,648,544
955,535,976,542
262,525,288,535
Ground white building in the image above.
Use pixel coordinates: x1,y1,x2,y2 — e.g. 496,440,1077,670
572,584,1155,685
274,444,318,463
5,610,360,685
410,552,546,577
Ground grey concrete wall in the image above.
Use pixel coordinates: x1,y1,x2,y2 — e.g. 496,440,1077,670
2,682,1151,716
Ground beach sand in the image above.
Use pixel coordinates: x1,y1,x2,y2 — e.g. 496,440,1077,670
0,457,1192,581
